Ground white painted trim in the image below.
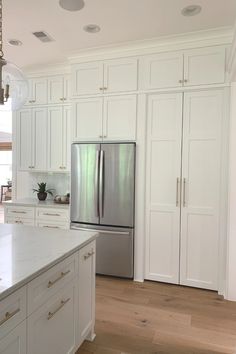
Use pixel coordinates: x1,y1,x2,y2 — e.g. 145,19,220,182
68,27,233,64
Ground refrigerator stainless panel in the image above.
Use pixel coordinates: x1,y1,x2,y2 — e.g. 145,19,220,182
71,143,100,224
100,143,135,227
71,223,134,278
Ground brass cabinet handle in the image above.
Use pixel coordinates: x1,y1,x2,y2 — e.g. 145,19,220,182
47,270,71,288
184,79,188,83
63,97,67,101
47,298,70,320
43,225,60,229
11,211,27,214
60,98,64,101
183,178,187,207
99,87,103,91
43,213,60,216
103,87,107,90
176,178,180,207
84,250,95,260
0,308,20,327
15,220,23,224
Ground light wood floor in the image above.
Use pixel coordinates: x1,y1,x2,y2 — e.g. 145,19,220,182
77,276,236,354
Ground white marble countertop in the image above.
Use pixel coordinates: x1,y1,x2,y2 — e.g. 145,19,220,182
0,224,97,301
3,198,70,209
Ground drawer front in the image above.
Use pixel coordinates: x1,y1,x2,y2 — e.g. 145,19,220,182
0,287,27,340
36,220,69,230
6,217,35,226
5,206,35,219
36,207,69,221
27,254,77,314
27,282,76,354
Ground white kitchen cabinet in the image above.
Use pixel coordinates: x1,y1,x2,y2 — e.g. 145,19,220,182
72,58,138,97
0,321,26,354
139,51,183,90
77,241,96,346
26,77,48,105
145,93,182,284
48,75,70,104
103,94,137,140
17,108,47,171
27,282,76,354
145,89,223,291
180,90,223,290
73,95,137,141
72,61,103,96
184,46,225,86
48,106,71,171
103,58,138,93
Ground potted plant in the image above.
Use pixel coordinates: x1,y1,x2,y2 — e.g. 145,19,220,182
33,182,54,201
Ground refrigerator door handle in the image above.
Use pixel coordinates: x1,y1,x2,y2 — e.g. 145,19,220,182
99,150,104,218
71,226,130,235
95,150,100,217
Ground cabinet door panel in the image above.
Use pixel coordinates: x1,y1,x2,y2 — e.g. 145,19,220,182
104,58,137,93
63,106,71,170
48,75,64,104
32,78,48,104
103,95,137,140
48,106,63,171
145,93,183,284
184,47,225,86
0,322,26,354
73,98,103,141
17,109,32,171
180,90,223,290
72,62,103,96
27,283,76,354
140,52,183,90
32,108,47,170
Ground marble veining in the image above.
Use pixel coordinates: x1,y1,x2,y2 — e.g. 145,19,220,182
0,224,97,300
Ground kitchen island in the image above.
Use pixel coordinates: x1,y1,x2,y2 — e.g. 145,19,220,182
0,224,97,354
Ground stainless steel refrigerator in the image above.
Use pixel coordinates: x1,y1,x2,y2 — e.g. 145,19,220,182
71,142,135,278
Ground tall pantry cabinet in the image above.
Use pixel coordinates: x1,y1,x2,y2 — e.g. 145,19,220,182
145,89,224,290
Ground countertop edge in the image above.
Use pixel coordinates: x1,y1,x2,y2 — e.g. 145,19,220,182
0,234,97,302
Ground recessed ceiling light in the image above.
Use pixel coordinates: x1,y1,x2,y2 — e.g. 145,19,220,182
7,39,22,46
59,0,84,11
181,5,202,16
83,24,101,33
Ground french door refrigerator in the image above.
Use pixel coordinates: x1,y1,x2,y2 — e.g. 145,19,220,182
71,142,135,278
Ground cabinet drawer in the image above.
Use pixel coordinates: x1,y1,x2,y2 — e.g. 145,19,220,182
27,254,77,314
36,220,69,230
6,217,35,226
36,207,69,221
27,282,76,354
5,206,35,219
0,287,27,340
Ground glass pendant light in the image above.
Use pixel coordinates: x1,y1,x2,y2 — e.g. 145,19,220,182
0,0,28,111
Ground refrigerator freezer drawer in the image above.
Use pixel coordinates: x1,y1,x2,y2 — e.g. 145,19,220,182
96,228,134,278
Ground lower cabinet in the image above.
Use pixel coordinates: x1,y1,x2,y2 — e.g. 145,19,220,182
77,241,96,346
0,321,26,354
28,283,76,354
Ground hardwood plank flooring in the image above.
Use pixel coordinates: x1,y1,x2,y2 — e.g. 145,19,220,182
77,276,236,354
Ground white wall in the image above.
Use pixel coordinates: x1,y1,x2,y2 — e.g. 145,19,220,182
227,82,236,300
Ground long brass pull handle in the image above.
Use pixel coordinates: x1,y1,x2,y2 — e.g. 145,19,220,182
47,298,70,320
84,250,95,260
176,178,180,207
43,213,60,216
0,308,20,327
183,178,187,207
15,220,23,224
43,226,60,229
11,211,27,214
47,270,70,288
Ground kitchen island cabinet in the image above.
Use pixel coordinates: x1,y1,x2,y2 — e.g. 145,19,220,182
0,224,97,354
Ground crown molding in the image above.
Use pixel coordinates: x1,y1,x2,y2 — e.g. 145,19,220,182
23,61,70,76
68,27,233,63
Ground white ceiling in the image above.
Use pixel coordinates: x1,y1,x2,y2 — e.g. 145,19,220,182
3,0,236,69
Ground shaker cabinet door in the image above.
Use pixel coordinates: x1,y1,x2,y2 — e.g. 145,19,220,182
48,106,64,171
0,322,26,354
17,109,33,171
71,61,103,96
31,78,48,105
48,75,64,104
32,107,47,171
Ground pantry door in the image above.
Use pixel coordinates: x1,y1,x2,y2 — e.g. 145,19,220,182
145,93,183,284
180,90,223,290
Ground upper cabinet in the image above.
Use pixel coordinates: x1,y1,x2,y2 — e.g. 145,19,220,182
71,58,138,97
48,75,70,104
139,46,225,90
183,47,225,86
26,78,48,105
139,52,184,90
